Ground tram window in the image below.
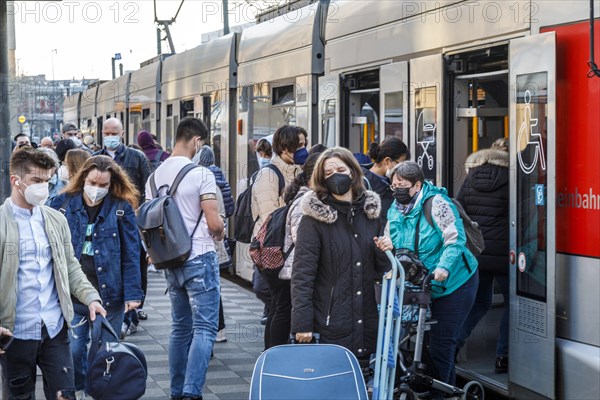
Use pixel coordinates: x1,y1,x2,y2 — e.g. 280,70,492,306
181,100,194,118
142,108,150,120
384,91,404,142
414,86,438,184
272,85,295,106
322,99,336,148
515,72,548,302
167,104,173,117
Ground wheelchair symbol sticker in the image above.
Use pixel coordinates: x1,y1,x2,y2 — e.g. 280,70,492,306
518,252,527,272
518,90,546,175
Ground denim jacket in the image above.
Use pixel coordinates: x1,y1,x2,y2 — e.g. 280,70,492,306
50,193,143,307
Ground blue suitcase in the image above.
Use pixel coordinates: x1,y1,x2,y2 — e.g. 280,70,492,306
249,343,368,400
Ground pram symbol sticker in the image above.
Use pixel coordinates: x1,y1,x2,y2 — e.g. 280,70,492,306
518,89,546,174
416,110,436,171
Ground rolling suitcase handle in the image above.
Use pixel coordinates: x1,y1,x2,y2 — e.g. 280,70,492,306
373,250,406,400
289,332,321,344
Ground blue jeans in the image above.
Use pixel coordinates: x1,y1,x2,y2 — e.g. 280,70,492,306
428,271,478,396
165,252,220,398
70,303,125,391
457,271,509,357
1,323,76,400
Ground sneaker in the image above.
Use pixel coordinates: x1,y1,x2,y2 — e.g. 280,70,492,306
137,310,148,320
495,356,508,373
120,322,129,340
75,390,86,400
215,329,227,343
148,264,158,273
129,323,139,335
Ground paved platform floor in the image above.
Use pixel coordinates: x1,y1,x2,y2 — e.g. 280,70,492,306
28,270,265,400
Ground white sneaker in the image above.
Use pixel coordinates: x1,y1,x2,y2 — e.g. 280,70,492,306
148,264,158,273
75,389,86,400
129,323,138,334
120,323,129,340
215,329,227,342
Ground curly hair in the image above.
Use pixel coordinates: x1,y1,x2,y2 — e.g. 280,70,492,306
63,155,140,209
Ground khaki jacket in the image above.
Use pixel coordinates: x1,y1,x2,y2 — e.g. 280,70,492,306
0,198,101,332
251,155,300,238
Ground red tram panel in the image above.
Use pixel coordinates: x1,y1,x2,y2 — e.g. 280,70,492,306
543,20,600,258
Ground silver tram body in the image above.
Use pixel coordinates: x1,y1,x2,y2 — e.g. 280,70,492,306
67,1,600,398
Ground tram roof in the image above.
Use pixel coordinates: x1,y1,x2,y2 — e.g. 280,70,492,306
161,33,237,92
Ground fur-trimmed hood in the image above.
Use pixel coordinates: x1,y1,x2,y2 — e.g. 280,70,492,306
465,148,509,173
301,189,381,224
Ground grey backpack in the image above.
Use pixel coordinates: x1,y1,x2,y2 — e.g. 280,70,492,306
137,163,202,269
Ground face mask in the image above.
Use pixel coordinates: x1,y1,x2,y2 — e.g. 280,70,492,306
103,136,121,150
84,185,109,204
325,173,353,196
17,180,49,207
393,186,416,205
293,147,309,165
385,168,394,179
58,165,70,182
70,137,82,147
258,156,271,168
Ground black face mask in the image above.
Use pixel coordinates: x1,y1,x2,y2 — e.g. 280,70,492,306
393,187,415,205
325,173,353,195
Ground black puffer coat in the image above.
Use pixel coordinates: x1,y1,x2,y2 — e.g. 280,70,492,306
291,190,390,359
362,167,394,222
456,149,509,274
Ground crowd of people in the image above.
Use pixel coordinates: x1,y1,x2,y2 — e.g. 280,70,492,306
0,119,509,400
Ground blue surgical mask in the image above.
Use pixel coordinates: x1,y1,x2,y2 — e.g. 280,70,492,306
103,136,121,150
258,156,271,168
293,147,309,165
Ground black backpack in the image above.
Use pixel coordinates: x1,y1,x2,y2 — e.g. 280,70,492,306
148,150,164,173
249,203,293,276
422,196,485,257
136,163,203,269
233,164,284,244
85,315,147,400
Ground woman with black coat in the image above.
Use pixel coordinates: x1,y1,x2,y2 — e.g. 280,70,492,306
455,138,510,373
291,147,390,360
363,137,410,221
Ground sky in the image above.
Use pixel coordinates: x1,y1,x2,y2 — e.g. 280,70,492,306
12,0,271,81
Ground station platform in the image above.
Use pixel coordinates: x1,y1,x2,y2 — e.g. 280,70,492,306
31,269,265,400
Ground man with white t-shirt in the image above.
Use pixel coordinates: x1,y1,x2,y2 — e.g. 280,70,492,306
145,117,224,400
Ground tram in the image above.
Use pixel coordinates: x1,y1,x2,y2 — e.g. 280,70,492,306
63,1,600,398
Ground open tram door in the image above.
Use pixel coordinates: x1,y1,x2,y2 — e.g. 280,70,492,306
508,32,556,399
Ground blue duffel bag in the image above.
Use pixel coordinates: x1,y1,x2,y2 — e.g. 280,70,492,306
85,315,147,400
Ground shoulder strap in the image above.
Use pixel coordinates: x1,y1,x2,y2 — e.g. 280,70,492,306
59,195,72,214
115,199,126,221
363,176,372,191
149,172,158,198
153,150,163,162
263,163,285,195
169,163,198,196
423,196,434,227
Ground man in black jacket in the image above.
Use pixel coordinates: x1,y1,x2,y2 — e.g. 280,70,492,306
96,118,151,326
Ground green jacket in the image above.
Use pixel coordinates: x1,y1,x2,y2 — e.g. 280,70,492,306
0,198,101,332
387,182,478,299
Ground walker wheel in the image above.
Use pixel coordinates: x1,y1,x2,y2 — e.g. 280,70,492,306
462,381,485,400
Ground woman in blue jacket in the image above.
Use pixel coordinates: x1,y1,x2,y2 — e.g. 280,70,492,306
375,161,478,399
51,155,143,397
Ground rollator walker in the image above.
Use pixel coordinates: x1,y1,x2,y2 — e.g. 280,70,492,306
373,250,485,400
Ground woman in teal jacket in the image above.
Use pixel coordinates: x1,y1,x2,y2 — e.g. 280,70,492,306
376,161,478,398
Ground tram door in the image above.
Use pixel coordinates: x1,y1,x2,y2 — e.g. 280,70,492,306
409,55,444,185
318,75,340,149
508,32,556,399
379,62,409,145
